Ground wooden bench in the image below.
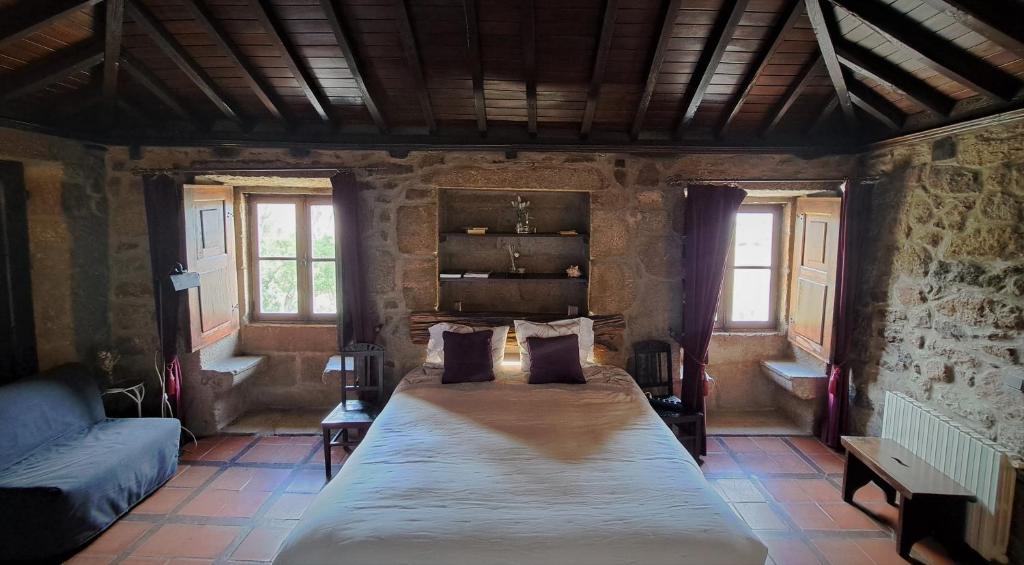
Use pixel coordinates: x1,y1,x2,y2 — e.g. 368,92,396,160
841,436,976,559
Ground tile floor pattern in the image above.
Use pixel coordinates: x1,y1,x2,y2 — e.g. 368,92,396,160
66,434,962,565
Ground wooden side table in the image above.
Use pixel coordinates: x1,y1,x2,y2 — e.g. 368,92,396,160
656,408,704,462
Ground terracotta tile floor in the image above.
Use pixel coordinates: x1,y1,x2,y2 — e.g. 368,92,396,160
65,434,962,564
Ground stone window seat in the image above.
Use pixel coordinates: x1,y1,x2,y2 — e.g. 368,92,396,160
760,360,827,400
202,355,266,392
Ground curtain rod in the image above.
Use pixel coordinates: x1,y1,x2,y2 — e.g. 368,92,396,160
129,167,346,176
671,178,848,184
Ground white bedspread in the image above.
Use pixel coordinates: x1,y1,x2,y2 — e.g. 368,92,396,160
275,365,766,565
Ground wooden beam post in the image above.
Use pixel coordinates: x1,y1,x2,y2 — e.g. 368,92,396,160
808,93,838,133
0,0,103,50
830,0,1021,102
805,0,855,126
630,0,682,140
718,0,802,137
121,52,191,120
394,0,436,133
835,40,954,117
674,0,751,137
182,0,287,122
126,0,241,121
462,0,487,135
917,0,1024,59
580,0,618,138
0,42,104,102
763,55,822,136
848,78,905,130
102,0,126,122
521,0,537,137
319,0,388,132
251,0,331,123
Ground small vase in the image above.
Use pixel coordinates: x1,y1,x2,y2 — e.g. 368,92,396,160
515,221,530,234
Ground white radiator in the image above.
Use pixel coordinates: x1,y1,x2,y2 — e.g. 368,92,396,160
881,392,1016,562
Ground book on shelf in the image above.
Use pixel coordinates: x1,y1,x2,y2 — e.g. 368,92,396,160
558,230,578,236
439,271,464,279
463,271,491,278
465,227,488,235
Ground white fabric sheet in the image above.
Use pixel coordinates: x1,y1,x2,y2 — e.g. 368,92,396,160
275,365,766,565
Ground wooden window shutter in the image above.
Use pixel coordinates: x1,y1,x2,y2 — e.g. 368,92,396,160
183,184,239,351
787,197,840,361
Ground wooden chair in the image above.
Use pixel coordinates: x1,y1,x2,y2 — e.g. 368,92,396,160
321,343,384,479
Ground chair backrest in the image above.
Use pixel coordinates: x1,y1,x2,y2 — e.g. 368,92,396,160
0,364,105,469
628,340,673,397
339,343,384,405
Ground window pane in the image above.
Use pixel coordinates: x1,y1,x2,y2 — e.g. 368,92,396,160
734,212,774,267
731,268,771,322
310,204,335,259
259,259,298,313
312,260,337,314
257,202,296,257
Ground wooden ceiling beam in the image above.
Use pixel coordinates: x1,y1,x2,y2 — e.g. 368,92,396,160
251,0,331,123
830,0,1021,102
120,52,191,120
462,0,487,135
580,0,618,138
805,0,856,126
675,0,751,136
0,41,104,102
835,40,954,117
630,0,682,140
126,0,240,121
102,0,125,121
917,0,1024,59
0,0,103,50
848,78,905,130
718,0,802,137
182,0,286,122
319,0,387,132
394,0,436,133
763,55,822,136
808,93,838,133
521,0,537,137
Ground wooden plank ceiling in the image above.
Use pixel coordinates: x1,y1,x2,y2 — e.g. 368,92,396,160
0,0,1022,149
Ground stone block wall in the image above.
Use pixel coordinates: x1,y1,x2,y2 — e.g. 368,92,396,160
852,120,1024,456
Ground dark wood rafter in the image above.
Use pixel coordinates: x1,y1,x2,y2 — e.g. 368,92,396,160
830,0,1021,102
0,0,103,49
675,0,751,137
0,41,104,102
917,0,1024,59
718,0,802,137
394,0,436,133
120,52,190,120
835,40,954,117
462,0,487,135
809,93,838,133
848,78,905,130
630,0,682,139
319,0,387,132
580,0,618,138
102,0,125,121
251,0,330,123
182,0,286,122
763,55,822,136
521,0,537,137
126,0,240,121
805,0,855,126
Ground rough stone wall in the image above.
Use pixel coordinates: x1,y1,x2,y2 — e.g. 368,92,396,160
852,120,1024,456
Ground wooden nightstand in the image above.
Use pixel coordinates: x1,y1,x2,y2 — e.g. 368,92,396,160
656,408,704,462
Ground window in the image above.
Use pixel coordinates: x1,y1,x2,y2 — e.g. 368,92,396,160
716,204,782,331
248,195,337,322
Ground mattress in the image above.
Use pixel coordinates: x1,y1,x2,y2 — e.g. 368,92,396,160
275,365,766,565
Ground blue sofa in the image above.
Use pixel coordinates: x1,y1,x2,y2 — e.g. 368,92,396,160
0,364,180,561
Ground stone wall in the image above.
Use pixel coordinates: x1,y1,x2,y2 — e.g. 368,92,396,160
852,120,1024,456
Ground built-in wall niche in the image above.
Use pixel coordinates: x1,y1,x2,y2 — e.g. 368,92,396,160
438,189,590,315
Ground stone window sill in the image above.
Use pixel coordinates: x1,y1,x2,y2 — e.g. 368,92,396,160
712,330,784,337
244,322,337,329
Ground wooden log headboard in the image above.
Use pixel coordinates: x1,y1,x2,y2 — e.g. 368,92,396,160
409,312,625,351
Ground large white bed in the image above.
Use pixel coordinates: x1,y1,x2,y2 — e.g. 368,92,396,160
275,364,766,565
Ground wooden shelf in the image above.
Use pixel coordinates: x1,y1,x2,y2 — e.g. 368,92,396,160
440,232,588,242
440,273,587,283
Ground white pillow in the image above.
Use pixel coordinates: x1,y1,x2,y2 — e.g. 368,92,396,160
424,323,509,368
513,317,595,372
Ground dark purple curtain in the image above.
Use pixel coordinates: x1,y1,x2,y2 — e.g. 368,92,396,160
142,174,184,416
821,181,873,449
331,171,375,348
680,185,746,455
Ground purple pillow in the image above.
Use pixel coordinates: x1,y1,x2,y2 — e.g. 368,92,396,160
527,334,586,384
442,330,495,384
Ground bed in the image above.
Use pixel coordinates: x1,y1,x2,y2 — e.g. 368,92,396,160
275,364,766,565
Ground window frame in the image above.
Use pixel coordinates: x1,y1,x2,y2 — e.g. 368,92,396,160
716,204,783,332
247,194,337,323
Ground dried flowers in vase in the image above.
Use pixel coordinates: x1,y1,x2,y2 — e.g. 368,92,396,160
565,265,582,278
96,349,121,385
511,195,532,234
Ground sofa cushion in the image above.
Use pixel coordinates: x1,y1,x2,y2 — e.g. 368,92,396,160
0,364,105,470
0,417,180,561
